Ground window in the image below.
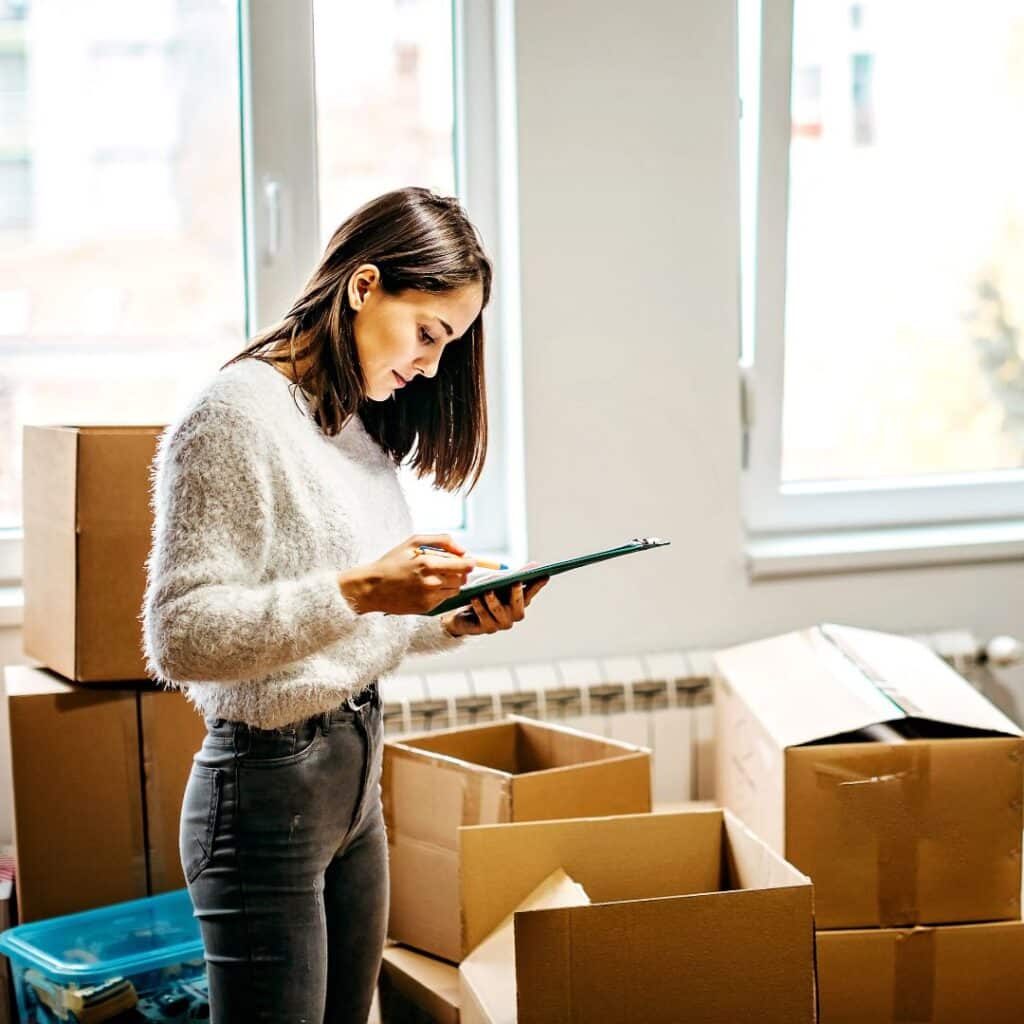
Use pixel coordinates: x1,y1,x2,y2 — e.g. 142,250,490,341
0,0,245,582
742,0,1024,535
2,0,515,586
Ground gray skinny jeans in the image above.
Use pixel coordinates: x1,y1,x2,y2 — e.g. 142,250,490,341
180,683,387,1024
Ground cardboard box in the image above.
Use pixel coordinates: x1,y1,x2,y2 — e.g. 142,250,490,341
817,920,1024,1023
457,808,816,1024
140,688,208,893
714,623,1024,929
379,946,461,1024
383,716,652,962
1,667,207,919
1,666,147,921
22,425,163,681
460,869,589,1024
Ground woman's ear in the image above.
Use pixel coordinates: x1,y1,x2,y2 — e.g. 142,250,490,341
347,264,381,310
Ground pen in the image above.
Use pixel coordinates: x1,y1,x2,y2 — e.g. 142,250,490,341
417,544,508,571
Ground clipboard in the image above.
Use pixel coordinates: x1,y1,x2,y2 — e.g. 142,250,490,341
426,536,671,616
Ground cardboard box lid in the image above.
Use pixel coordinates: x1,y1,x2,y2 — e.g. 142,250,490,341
460,870,590,1024
382,946,461,1024
713,622,1022,748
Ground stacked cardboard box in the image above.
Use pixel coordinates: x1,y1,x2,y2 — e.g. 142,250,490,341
380,718,819,1022
714,622,1024,1023
7,425,206,923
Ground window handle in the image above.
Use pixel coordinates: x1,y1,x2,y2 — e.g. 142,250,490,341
263,178,281,264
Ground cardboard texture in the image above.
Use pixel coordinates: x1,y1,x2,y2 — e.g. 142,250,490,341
1,666,147,922
459,870,589,1024
459,809,816,1024
379,946,461,1024
817,920,1024,1023
383,716,651,962
22,425,163,681
714,622,1024,928
140,689,208,893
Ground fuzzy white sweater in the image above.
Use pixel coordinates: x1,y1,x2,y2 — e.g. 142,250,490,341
142,357,466,729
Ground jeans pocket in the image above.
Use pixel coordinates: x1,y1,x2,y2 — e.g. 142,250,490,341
180,765,223,883
238,725,325,769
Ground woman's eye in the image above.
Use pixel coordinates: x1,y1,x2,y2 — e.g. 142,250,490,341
419,327,436,346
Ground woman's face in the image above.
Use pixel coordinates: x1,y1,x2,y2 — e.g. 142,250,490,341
348,264,484,401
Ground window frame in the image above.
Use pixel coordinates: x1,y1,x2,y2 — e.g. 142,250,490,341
742,0,1024,537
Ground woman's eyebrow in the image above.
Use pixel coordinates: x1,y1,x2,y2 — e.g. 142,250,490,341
433,315,454,337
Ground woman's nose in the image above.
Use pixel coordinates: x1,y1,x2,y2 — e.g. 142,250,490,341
414,358,441,380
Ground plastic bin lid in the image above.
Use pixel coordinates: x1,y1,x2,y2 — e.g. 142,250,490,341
0,889,203,985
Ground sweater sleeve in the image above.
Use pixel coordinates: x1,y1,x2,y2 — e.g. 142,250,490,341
142,400,362,684
405,614,468,656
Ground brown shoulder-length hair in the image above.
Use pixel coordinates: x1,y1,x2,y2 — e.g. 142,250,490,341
226,187,493,494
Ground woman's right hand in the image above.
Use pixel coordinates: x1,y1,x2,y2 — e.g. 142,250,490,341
337,534,476,616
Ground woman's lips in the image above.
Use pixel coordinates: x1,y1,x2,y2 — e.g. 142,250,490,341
393,371,407,388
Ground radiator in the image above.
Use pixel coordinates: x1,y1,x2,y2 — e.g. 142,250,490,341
380,630,1023,806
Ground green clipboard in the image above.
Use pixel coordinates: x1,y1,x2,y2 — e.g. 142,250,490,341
426,536,671,616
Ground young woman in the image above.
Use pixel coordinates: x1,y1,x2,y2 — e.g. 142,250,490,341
142,187,547,1024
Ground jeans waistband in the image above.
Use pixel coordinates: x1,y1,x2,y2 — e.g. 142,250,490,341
205,680,380,736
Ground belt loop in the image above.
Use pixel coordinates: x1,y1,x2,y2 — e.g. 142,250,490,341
320,710,332,735
233,721,250,757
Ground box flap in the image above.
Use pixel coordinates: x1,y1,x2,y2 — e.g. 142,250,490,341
459,870,589,1024
714,623,1021,748
459,810,723,956
821,623,1022,737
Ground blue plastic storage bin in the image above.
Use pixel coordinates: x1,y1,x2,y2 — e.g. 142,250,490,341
0,889,207,1022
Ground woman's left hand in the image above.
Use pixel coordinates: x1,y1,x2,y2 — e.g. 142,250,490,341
441,577,550,638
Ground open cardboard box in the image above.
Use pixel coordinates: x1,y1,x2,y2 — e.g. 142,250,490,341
22,425,163,681
457,808,816,1024
816,919,1024,1023
383,716,651,962
714,623,1024,929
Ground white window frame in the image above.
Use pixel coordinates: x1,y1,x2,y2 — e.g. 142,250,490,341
742,0,1024,538
241,0,523,561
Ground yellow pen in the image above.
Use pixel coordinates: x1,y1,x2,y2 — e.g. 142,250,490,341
417,544,508,571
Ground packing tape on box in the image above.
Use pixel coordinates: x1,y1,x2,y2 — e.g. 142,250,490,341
893,927,936,1023
460,766,511,826
815,744,930,926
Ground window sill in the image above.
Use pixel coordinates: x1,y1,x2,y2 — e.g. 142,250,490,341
746,519,1024,581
